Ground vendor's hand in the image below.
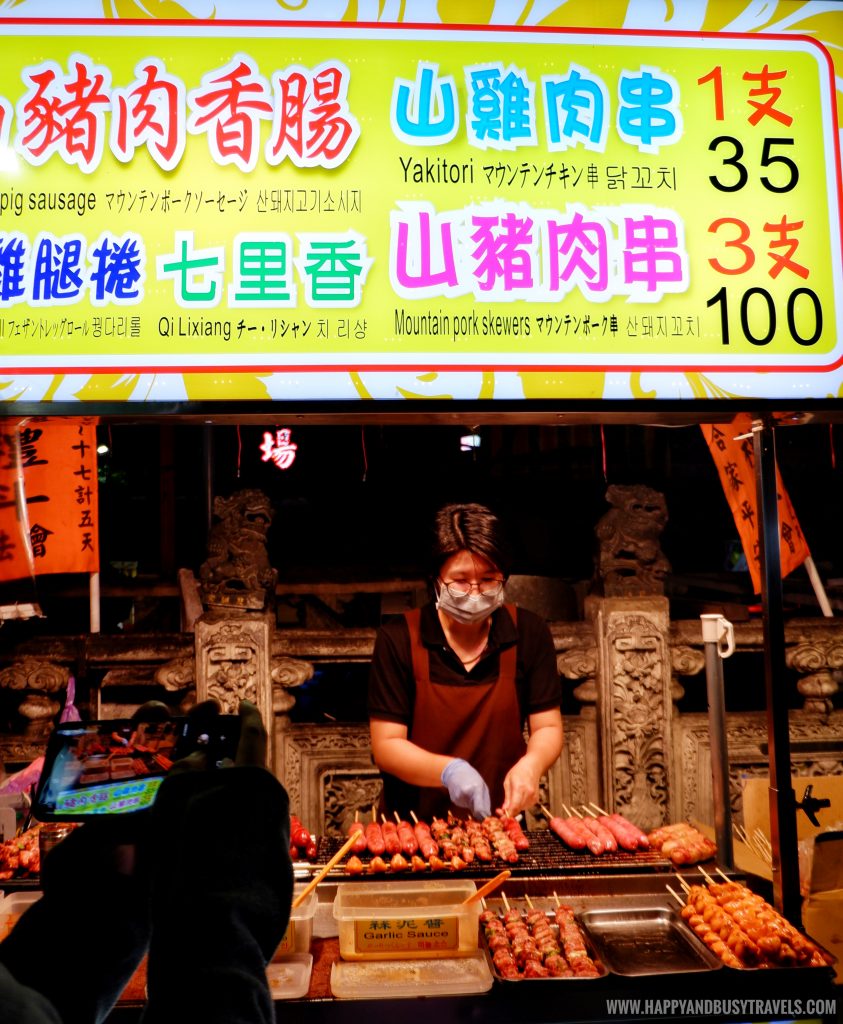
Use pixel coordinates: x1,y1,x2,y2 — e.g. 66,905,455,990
501,754,542,818
440,758,491,820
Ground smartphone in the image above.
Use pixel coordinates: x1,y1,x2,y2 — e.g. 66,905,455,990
32,715,241,821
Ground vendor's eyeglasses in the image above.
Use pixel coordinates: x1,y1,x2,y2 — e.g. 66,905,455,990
439,578,505,598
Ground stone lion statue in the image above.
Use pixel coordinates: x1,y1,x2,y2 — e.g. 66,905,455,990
199,489,276,607
594,484,671,596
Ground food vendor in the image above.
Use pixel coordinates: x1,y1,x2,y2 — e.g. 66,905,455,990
369,502,563,822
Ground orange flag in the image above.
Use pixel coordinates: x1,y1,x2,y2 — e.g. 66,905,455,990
701,413,809,595
0,418,99,583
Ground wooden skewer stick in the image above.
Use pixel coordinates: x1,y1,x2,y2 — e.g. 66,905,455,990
666,883,686,908
371,804,377,824
566,804,584,819
539,804,553,821
394,811,402,825
501,891,510,912
409,810,419,824
292,831,360,909
524,894,534,908
735,823,771,864
698,865,716,885
354,809,359,824
716,867,731,883
463,869,512,906
580,805,597,818
552,891,560,907
675,873,690,892
589,802,610,816
753,828,773,853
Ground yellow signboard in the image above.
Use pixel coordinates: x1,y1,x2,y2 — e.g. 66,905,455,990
0,16,840,401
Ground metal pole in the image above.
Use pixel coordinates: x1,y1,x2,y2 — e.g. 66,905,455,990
700,614,734,871
89,571,100,634
752,417,801,924
203,424,214,542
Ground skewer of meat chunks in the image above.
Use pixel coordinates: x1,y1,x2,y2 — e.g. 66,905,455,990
497,811,530,851
588,803,649,851
460,817,493,861
551,892,601,977
482,815,519,863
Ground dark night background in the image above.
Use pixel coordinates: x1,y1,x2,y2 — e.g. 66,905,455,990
2,419,841,723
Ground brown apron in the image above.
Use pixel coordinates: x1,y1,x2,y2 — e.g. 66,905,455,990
406,604,526,821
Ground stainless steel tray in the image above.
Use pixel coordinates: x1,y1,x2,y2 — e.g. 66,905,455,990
578,906,723,976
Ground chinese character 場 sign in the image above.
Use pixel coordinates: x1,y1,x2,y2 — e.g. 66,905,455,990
0,20,840,401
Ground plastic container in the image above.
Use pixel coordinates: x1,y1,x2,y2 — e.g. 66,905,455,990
271,884,317,961
333,879,480,961
265,953,313,999
331,952,493,998
0,890,42,942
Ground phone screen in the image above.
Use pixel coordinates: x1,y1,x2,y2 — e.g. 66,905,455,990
33,716,241,820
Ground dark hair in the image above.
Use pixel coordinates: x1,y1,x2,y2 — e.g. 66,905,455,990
431,503,511,577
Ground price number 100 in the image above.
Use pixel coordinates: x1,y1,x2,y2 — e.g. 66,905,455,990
707,286,822,347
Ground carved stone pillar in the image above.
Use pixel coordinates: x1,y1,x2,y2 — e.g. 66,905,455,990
195,611,275,768
785,639,843,715
586,595,674,830
0,657,69,739
670,646,705,704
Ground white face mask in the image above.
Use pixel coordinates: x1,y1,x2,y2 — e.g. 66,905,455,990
435,581,504,624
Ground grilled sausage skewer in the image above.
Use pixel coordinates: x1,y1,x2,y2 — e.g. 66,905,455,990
562,804,603,855
347,809,368,854
586,804,640,851
394,812,419,856
380,814,402,856
364,806,386,856
580,806,618,852
540,805,587,851
409,810,440,859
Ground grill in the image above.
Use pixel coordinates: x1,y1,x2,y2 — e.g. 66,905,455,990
308,829,672,879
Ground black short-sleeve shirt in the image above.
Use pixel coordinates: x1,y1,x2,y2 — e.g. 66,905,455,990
368,602,561,729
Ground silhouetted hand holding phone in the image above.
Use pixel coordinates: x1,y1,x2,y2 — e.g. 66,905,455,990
141,700,293,1024
0,700,293,1024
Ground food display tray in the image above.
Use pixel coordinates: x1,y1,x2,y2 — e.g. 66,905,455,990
578,906,723,976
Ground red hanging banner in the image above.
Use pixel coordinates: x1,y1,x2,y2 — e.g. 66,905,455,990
701,413,809,596
0,418,99,583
